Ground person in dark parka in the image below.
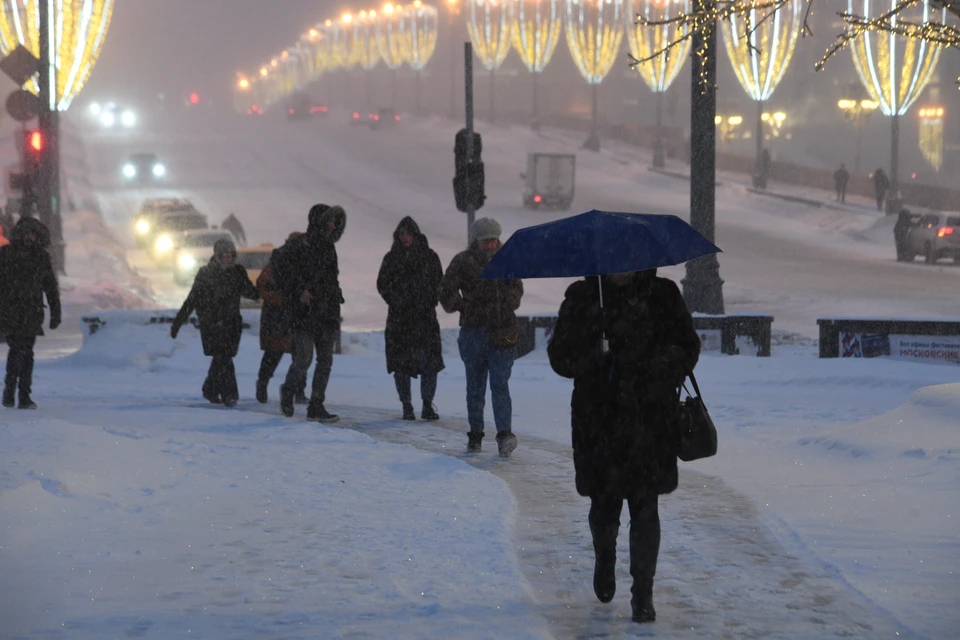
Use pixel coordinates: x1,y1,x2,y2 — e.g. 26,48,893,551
893,209,915,261
271,203,346,422
547,269,700,624
170,238,258,407
0,217,60,410
377,217,445,421
873,167,889,211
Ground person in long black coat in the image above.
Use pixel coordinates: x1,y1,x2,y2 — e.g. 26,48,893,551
271,203,346,422
893,209,915,261
0,217,61,410
377,217,445,421
170,239,258,407
547,269,700,624
873,168,889,211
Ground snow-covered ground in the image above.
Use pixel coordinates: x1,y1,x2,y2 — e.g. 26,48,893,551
1,111,958,638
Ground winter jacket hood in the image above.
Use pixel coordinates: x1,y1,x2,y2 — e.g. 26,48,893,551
391,216,430,251
307,204,346,244
11,217,51,248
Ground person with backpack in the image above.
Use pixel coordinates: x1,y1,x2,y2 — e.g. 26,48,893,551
170,238,258,407
377,217,445,421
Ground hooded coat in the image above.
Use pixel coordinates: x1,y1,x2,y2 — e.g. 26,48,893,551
376,217,445,376
439,240,523,333
547,272,700,500
171,257,258,357
272,205,346,334
0,217,60,337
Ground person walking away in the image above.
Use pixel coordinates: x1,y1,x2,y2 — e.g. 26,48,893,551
377,217,445,421
439,217,523,456
255,232,310,404
170,239,258,407
221,213,247,247
547,269,701,624
833,164,850,203
272,204,346,422
872,168,889,212
0,218,60,409
894,208,915,262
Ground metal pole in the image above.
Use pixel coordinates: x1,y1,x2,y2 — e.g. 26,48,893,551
489,69,495,123
854,109,862,174
416,70,422,116
682,0,724,314
449,12,457,119
531,72,539,131
653,90,665,168
888,113,901,213
38,0,63,274
755,98,763,166
464,42,475,235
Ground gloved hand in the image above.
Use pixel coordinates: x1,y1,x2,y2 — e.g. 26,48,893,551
170,324,179,339
49,316,61,330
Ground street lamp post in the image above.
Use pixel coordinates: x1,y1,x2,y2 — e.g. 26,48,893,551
447,0,461,119
838,84,879,173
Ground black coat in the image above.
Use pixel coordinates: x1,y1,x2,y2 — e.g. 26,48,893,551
548,274,701,500
0,218,60,337
377,217,445,376
272,206,346,334
172,260,258,357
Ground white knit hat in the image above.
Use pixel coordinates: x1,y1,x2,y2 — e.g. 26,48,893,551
470,217,502,242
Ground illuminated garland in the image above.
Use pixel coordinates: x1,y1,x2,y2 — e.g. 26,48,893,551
330,17,354,69
353,10,382,70
566,0,624,85
626,0,690,93
377,3,409,70
847,0,946,117
513,0,562,74
720,0,802,102
406,1,439,71
0,0,114,110
467,0,513,71
918,106,944,172
308,26,332,74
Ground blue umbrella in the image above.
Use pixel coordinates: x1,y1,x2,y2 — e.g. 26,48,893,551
481,209,721,280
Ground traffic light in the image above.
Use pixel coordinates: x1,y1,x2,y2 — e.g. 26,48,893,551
22,129,43,177
453,129,485,213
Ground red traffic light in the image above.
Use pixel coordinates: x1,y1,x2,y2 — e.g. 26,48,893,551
189,93,200,105
29,131,43,152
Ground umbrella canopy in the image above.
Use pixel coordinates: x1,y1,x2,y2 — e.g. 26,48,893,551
481,209,721,280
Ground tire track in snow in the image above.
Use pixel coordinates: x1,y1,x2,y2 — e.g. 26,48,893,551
331,405,914,639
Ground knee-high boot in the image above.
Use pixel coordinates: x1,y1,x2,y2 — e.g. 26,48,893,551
629,499,661,623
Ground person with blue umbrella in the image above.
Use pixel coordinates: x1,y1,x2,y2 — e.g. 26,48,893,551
484,210,716,623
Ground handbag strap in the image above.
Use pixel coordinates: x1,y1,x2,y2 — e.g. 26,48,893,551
682,371,704,400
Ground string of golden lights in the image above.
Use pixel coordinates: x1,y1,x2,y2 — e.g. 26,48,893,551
626,0,691,93
467,0,514,71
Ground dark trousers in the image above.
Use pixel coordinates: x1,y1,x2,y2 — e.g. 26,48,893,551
589,494,661,603
258,350,284,382
876,191,885,211
284,329,335,409
202,354,238,402
394,371,438,406
836,186,846,203
4,335,36,395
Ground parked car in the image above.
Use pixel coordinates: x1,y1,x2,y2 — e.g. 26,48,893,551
172,229,236,285
905,212,960,264
236,244,275,307
521,152,576,210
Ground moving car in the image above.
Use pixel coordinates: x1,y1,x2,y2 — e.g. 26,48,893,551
173,229,236,285
521,152,576,210
133,198,202,247
368,108,400,130
236,244,275,307
288,92,328,120
122,153,166,183
905,212,960,264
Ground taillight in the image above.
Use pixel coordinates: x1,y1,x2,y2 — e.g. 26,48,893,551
533,194,542,203
937,227,954,237
394,115,400,121
353,112,360,118
289,108,295,114
374,115,380,121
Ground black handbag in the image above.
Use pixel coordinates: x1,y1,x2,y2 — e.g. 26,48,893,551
677,372,718,462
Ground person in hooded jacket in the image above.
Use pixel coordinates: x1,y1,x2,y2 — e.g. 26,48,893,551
170,238,258,407
377,217,445,421
547,269,700,624
255,232,309,404
271,203,346,422
0,217,60,409
439,217,523,456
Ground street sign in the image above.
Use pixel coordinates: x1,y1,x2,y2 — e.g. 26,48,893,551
6,89,41,122
0,44,40,87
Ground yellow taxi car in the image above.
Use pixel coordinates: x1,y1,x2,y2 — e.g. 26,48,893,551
236,244,275,307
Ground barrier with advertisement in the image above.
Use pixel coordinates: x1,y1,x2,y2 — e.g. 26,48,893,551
889,335,960,364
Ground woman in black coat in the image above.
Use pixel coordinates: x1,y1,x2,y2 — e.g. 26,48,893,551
171,239,258,406
547,269,700,624
377,217,445,421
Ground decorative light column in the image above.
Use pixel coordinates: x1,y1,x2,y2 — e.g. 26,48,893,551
513,0,563,129
848,0,947,212
720,0,803,178
566,0,624,151
354,10,382,110
626,0,690,167
336,14,356,108
467,0,514,122
377,3,410,109
405,1,439,114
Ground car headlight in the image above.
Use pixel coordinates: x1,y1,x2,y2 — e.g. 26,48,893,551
154,234,174,254
135,218,150,235
121,110,136,127
152,163,166,177
100,111,116,128
122,163,136,178
177,253,197,270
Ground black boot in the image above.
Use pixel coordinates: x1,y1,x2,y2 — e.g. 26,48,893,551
294,390,310,405
467,431,483,453
255,378,268,404
280,385,295,417
18,392,37,410
2,385,14,408
631,582,655,623
402,402,416,420
421,402,439,421
307,404,339,424
629,498,660,623
591,524,618,604
496,431,518,457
